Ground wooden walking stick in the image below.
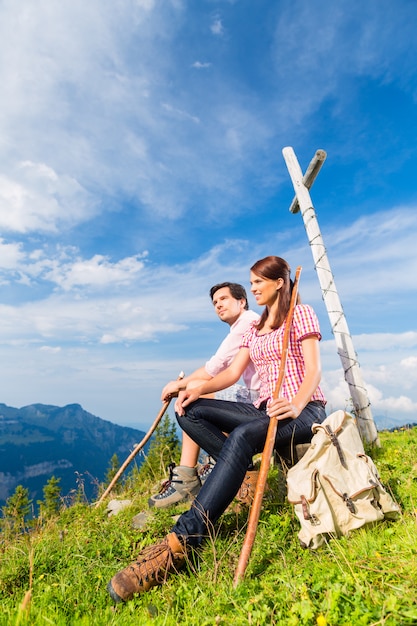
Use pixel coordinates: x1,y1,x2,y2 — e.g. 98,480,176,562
233,267,302,587
95,372,184,506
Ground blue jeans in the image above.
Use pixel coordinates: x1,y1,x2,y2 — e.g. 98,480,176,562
171,398,326,546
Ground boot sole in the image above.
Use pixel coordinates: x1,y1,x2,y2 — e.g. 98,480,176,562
107,581,124,603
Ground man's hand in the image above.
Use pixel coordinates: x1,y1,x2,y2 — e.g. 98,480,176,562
161,380,182,402
266,397,301,421
174,387,203,416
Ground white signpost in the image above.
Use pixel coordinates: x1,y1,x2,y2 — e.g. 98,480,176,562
283,147,379,445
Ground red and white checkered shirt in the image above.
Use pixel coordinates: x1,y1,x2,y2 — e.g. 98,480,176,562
240,304,326,407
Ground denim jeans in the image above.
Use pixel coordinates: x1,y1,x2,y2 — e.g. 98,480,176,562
171,398,326,547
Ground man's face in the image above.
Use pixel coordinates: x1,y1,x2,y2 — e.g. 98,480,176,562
211,287,246,325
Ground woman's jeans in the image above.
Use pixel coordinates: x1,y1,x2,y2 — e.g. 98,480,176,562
171,398,326,547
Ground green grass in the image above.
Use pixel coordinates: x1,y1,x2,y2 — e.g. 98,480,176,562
1,427,416,625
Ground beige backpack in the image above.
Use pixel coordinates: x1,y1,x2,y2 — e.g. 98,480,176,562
286,410,400,549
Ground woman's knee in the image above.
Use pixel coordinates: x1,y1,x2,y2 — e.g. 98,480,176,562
176,402,200,427
223,421,267,457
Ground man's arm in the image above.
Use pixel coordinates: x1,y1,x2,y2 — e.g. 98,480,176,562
161,311,258,401
161,366,212,401
175,348,251,415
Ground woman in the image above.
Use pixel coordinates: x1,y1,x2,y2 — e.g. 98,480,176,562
107,256,326,603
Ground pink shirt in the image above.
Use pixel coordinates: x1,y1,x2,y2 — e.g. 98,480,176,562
205,309,260,391
240,304,326,407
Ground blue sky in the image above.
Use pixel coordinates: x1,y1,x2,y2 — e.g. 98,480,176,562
0,0,416,431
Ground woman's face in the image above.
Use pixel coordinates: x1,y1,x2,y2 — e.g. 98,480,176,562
250,271,282,307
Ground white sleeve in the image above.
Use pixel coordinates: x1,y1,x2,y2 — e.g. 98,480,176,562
204,332,242,377
204,310,259,378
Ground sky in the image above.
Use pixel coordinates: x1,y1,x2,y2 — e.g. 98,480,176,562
0,0,416,433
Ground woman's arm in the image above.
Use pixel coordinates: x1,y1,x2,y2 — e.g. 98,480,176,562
267,336,322,421
175,348,251,415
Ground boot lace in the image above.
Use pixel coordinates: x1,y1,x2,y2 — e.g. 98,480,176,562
156,462,176,496
129,537,183,584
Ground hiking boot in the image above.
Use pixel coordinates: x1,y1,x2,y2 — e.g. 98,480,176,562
107,532,187,602
235,469,259,506
198,459,215,485
148,465,201,509
227,469,262,513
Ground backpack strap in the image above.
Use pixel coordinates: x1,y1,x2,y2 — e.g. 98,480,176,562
325,425,348,469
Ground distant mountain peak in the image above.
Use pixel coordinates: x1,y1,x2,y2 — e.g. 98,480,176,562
0,401,147,509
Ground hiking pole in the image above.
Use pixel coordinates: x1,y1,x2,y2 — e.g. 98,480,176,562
233,267,301,587
95,371,184,506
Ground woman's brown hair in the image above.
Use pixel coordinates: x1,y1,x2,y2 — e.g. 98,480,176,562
250,256,300,330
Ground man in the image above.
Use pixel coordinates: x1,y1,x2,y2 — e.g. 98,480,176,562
148,282,260,508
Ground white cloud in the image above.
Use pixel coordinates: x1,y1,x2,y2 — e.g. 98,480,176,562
0,162,95,234
353,332,417,351
45,253,148,291
367,384,417,413
0,239,25,269
100,320,187,344
192,61,211,69
320,324,417,429
401,356,417,369
161,103,200,124
210,17,224,36
0,244,151,292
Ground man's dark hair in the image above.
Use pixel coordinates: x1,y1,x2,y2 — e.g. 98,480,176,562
209,282,249,310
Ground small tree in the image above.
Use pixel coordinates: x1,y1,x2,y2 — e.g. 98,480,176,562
137,413,181,482
1,485,32,534
38,476,62,519
99,453,123,496
105,453,120,484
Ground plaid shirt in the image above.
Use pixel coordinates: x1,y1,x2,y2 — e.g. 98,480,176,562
240,304,326,407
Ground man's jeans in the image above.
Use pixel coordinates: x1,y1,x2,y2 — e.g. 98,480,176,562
172,398,326,546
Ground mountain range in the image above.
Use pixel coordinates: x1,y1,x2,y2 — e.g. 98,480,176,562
0,402,147,510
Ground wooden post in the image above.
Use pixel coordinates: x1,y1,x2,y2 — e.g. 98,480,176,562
282,147,379,445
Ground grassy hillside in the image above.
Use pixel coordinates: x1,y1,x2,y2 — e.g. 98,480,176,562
0,426,416,626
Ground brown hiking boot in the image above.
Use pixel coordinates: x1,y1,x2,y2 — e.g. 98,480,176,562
236,469,259,506
107,533,187,602
227,469,264,513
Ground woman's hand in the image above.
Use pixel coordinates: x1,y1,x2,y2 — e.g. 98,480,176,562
174,387,204,416
266,397,301,420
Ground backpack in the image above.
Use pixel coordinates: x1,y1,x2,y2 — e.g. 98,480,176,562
286,410,400,549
